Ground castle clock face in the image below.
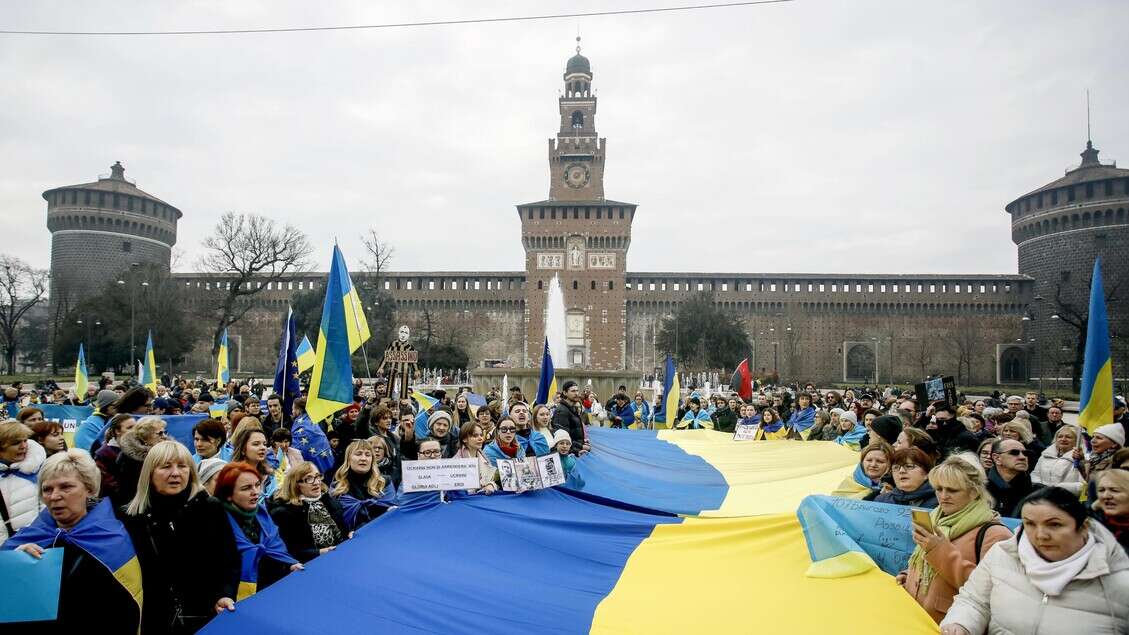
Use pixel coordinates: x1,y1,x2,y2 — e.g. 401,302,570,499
564,163,590,189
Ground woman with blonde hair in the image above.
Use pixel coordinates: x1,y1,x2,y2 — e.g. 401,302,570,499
330,439,396,531
269,461,349,562
122,440,238,633
831,441,893,499
1031,425,1085,495
0,419,45,543
1090,468,1129,552
898,454,1013,623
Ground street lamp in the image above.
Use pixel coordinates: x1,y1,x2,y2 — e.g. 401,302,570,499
118,263,142,373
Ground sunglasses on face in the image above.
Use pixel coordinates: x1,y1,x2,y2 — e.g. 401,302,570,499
997,449,1025,457
498,427,516,433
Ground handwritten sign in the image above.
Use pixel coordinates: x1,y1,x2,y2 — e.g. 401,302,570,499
383,349,419,364
733,424,760,441
400,458,479,493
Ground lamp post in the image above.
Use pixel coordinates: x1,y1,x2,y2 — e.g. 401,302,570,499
116,263,144,374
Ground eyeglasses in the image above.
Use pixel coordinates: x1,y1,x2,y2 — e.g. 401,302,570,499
498,427,516,432
891,464,920,472
997,449,1025,457
156,430,169,437
418,449,442,457
299,475,322,485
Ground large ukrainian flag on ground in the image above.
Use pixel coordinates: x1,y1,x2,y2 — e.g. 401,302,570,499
201,426,938,634
1079,257,1114,433
306,245,369,424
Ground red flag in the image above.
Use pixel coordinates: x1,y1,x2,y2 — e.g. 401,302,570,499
731,358,753,401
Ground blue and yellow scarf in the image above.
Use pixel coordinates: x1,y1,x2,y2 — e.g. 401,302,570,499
225,505,297,601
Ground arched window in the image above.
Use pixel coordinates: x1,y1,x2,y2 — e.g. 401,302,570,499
571,111,584,129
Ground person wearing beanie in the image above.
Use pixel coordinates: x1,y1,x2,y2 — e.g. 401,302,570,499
550,429,584,487
1083,423,1126,503
73,389,122,452
869,415,905,448
834,411,869,451
198,457,227,495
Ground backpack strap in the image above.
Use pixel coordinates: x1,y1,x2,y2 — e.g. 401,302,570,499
974,521,1005,564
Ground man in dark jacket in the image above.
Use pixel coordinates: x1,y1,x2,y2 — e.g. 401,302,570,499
551,380,590,455
927,404,978,459
986,438,1035,517
711,399,738,433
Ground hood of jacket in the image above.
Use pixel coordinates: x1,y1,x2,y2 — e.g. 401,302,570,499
118,429,152,462
0,438,46,475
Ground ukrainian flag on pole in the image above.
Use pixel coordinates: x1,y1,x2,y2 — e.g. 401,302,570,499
1079,257,1114,434
534,338,558,406
216,328,231,388
306,246,367,424
75,343,89,400
296,334,315,373
654,355,681,430
141,330,158,394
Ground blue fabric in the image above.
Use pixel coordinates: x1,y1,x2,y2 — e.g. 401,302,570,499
567,427,728,516
787,406,816,435
760,416,783,434
679,409,713,429
199,488,680,635
227,505,297,591
836,424,869,449
161,414,208,449
3,498,138,579
272,308,302,416
73,412,106,452
333,482,398,530
291,413,335,474
482,440,521,467
851,464,881,493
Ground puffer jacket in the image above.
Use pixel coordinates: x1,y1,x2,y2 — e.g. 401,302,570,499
941,522,1129,634
1031,445,1085,496
0,440,46,542
901,519,1013,622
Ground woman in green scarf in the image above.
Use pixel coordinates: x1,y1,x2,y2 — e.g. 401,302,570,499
897,455,1013,623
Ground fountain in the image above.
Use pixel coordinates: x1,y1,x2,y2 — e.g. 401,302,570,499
545,273,569,369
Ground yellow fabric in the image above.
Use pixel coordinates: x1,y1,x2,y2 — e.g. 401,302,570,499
755,426,790,440
655,429,858,517
830,475,872,499
1080,360,1114,434
591,514,937,634
805,550,877,578
237,580,257,602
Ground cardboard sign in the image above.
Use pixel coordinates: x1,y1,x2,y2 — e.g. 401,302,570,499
914,376,957,408
400,458,480,493
733,424,760,441
497,454,566,493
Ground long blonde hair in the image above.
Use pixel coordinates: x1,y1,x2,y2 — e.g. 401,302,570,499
274,461,322,505
331,439,387,498
126,440,203,516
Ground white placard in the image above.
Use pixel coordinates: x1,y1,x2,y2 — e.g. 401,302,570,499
588,253,616,269
497,454,566,492
401,458,480,493
537,253,564,270
733,424,760,441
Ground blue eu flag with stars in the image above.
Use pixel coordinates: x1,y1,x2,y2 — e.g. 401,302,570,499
273,306,302,416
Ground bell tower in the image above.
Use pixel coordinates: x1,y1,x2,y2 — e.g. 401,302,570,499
517,40,636,371
549,37,606,201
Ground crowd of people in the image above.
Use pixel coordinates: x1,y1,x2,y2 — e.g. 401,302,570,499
2,374,1129,632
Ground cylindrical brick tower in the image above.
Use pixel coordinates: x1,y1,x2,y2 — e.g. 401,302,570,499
44,161,181,319
1006,140,1129,386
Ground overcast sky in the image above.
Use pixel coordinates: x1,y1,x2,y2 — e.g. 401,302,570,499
2,1,1126,277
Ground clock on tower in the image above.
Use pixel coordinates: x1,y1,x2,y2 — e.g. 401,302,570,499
548,38,605,202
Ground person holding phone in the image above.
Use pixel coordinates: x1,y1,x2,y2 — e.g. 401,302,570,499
898,455,1012,623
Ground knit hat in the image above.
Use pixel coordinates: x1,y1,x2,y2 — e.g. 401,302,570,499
830,408,846,417
1094,424,1126,447
427,410,452,428
95,389,118,410
551,429,572,447
870,415,904,445
840,411,858,425
197,458,226,484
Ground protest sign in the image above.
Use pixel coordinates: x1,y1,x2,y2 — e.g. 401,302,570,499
914,375,957,408
733,424,760,441
401,458,480,493
0,548,63,623
498,454,566,492
36,405,93,447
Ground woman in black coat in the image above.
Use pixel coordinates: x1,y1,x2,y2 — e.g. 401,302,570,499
269,462,349,562
120,441,240,635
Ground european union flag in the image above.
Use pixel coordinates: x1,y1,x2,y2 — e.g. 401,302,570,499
273,307,302,416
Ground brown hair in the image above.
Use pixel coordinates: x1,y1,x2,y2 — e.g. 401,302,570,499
16,407,43,424
230,426,270,476
860,441,895,467
891,447,936,473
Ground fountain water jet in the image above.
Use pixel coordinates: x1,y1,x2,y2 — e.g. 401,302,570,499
545,274,569,369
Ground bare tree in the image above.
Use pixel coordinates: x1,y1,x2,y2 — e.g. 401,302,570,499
913,337,936,380
947,316,985,385
199,212,311,355
0,256,49,374
361,228,394,283
1048,278,1121,393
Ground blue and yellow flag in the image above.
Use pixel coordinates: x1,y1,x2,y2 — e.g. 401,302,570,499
534,338,558,405
3,499,143,630
216,328,231,389
74,343,89,401
141,330,158,394
654,356,681,429
296,334,315,373
306,246,360,424
411,390,441,439
1079,257,1115,434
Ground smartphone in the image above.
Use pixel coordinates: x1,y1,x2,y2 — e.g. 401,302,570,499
911,508,933,533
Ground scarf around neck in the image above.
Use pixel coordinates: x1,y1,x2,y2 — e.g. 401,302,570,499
1018,530,1096,596
907,497,997,595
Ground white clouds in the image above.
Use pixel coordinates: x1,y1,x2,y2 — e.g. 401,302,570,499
1,0,1125,276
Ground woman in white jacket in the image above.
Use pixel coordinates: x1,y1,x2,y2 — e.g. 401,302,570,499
0,421,46,542
1031,425,1086,495
941,486,1129,635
